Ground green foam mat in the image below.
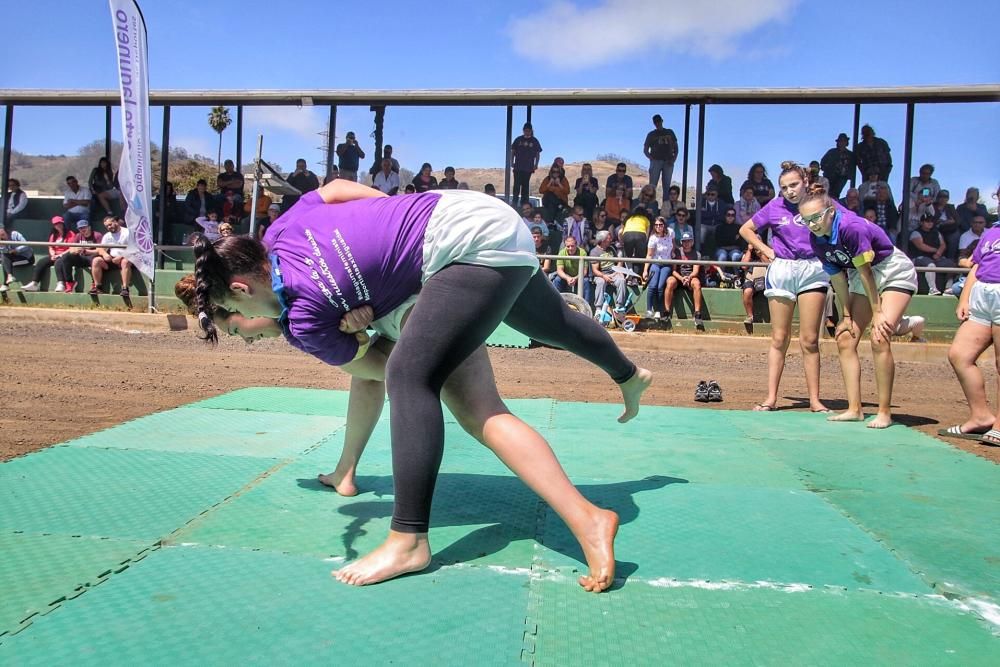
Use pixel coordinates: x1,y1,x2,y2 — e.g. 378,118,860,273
0,447,279,540
189,387,363,416
0,546,530,665
486,321,532,349
66,407,345,458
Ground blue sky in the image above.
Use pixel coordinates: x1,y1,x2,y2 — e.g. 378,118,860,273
1,0,998,201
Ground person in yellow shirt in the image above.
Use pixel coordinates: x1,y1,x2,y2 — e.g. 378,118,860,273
621,205,652,274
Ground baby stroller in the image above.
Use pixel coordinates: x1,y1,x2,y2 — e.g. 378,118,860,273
594,266,643,332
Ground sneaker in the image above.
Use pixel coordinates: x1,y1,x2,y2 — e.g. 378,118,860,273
119,287,130,298
707,380,723,402
21,281,39,292
744,316,754,324
64,281,76,293
928,287,942,296
645,309,654,318
653,311,662,320
694,380,710,403
894,315,926,340
0,284,7,293
54,281,66,292
694,311,704,329
88,284,100,296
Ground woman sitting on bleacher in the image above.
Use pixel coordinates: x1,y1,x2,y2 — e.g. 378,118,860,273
21,216,75,292
0,227,34,293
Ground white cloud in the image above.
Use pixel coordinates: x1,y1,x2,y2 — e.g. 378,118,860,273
244,106,326,143
507,0,798,70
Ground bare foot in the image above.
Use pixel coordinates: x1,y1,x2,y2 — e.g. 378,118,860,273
828,409,865,422
959,419,993,434
867,412,893,429
575,509,619,593
618,368,653,423
317,470,358,497
810,401,831,413
332,531,431,586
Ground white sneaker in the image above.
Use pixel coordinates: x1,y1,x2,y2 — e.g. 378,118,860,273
0,284,7,293
928,287,942,296
645,309,653,318
895,315,926,340
653,311,662,319
21,281,39,292
54,282,66,292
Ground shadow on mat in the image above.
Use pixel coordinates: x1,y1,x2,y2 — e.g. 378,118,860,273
307,473,686,586
784,396,939,426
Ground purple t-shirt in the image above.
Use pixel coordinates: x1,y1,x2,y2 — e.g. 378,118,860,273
750,197,816,260
811,210,895,275
263,191,439,365
971,227,1000,284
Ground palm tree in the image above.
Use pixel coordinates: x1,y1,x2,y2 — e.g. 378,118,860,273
207,106,232,172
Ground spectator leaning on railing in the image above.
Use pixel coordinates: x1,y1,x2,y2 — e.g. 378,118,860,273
0,227,33,292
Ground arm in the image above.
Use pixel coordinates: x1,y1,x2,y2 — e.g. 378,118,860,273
909,233,936,254
668,131,678,162
739,220,774,261
643,134,652,159
956,264,978,321
316,179,388,204
10,194,28,216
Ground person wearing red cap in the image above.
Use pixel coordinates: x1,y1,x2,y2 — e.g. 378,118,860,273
21,216,76,292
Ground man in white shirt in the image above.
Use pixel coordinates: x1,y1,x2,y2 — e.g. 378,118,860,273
959,215,987,258
372,158,400,195
89,217,132,297
62,176,92,227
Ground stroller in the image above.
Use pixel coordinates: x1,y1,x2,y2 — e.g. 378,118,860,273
594,266,643,332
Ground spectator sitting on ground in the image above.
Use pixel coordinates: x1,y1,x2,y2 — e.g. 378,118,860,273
670,207,693,245
931,189,960,258
741,162,775,208
532,226,554,274
590,230,627,311
0,227,33,292
808,161,830,193
411,163,437,193
563,204,591,249
5,178,28,230
957,187,988,232
216,160,245,201
839,188,863,215
539,164,570,223
438,166,460,190
184,179,215,223
372,158,400,195
484,183,496,197
552,235,592,303
54,219,103,293
858,167,892,206
663,232,704,328
61,175,92,227
258,203,281,241
89,216,132,297
820,132,856,198
854,124,893,180
574,163,600,220
603,183,631,226
284,158,321,210
714,206,746,265
642,217,675,318
21,216,75,292
908,163,940,201
908,213,955,295
88,157,119,216
707,164,735,205
873,185,900,237
663,185,682,222
740,246,767,324
637,185,660,218
606,162,634,201
734,184,761,225
335,131,365,182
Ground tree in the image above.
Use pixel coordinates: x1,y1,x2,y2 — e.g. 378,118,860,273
207,106,232,172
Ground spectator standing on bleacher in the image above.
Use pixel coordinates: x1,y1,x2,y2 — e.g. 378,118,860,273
61,176,91,228
0,227,33,292
185,180,216,223
216,160,245,204
644,114,678,202
21,216,75,292
741,163,775,208
54,219,103,293
820,133,856,199
89,216,132,297
88,157,119,216
284,159,321,210
335,132,366,182
510,123,542,207
854,124,893,181
621,205,652,275
5,178,28,230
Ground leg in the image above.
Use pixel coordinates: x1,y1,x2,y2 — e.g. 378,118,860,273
91,257,108,292
648,160,663,197
742,287,754,319
1,254,13,282
119,258,133,286
867,290,911,429
646,265,662,315
663,275,679,316
318,375,386,496
612,274,627,309
796,290,830,412
947,321,995,434
592,276,608,310
96,190,113,214
654,266,670,313
502,269,650,422
760,297,795,409
441,347,618,592
661,162,674,196
334,264,534,587
690,277,703,312
829,295,870,422
31,255,54,285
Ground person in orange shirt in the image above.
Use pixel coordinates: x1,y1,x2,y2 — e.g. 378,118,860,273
539,164,570,227
242,183,273,231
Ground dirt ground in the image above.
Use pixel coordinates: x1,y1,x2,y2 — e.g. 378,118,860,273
0,320,995,465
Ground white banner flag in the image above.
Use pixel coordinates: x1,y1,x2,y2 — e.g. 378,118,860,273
109,0,154,279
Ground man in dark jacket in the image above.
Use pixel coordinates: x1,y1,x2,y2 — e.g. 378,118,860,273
854,125,892,182
820,133,856,198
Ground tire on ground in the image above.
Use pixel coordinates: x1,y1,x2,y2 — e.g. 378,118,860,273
560,292,593,319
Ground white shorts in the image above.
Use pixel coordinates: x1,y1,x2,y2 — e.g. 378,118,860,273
968,281,1000,327
371,295,417,341
421,191,538,282
763,257,828,300
848,248,918,295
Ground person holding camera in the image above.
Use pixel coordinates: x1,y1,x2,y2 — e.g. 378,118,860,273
539,164,570,232
335,131,366,182
574,163,600,220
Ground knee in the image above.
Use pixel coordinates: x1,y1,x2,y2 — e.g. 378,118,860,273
799,335,820,355
948,345,968,370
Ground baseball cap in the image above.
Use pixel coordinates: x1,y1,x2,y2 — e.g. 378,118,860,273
837,132,849,141
76,219,90,229
51,215,64,224
680,232,694,242
268,203,280,212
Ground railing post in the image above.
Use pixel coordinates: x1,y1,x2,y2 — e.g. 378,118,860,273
504,105,513,204
898,103,916,248
0,105,13,232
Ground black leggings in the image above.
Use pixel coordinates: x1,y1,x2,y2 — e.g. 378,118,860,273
622,231,648,274
385,265,636,533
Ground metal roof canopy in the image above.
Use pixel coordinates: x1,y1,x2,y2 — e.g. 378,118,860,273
0,85,998,107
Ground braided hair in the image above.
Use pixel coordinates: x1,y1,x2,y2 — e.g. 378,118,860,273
191,235,269,344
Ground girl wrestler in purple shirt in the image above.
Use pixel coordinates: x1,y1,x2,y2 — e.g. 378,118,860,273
799,189,917,429
945,226,1000,444
186,179,652,591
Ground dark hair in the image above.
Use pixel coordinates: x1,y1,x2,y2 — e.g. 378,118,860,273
616,162,626,169
66,175,77,183
192,235,269,343
8,178,19,187
919,163,934,174
675,207,689,217
420,162,432,172
748,163,767,180
669,185,680,194
197,179,207,186
778,161,811,186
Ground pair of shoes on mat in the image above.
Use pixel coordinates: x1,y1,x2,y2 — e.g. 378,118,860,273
695,380,722,403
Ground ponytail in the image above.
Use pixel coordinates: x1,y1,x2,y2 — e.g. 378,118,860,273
190,235,269,344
